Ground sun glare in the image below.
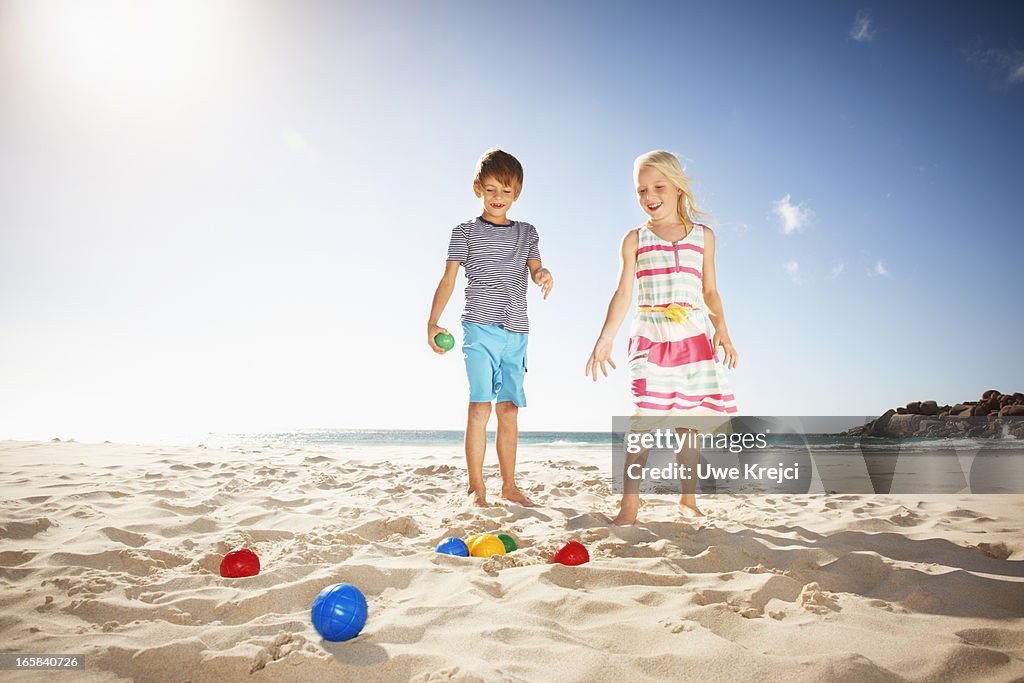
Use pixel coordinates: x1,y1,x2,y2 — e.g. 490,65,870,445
16,0,236,102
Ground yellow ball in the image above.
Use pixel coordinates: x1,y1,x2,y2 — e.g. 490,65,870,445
468,534,507,558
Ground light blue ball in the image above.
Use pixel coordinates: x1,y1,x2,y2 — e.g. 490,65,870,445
435,537,469,557
311,583,367,642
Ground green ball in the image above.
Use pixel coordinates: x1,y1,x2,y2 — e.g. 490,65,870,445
496,533,517,553
434,332,455,352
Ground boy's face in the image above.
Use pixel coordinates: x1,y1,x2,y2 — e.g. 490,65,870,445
473,175,519,224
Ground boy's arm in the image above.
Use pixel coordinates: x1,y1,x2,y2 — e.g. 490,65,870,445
427,261,461,353
525,224,552,299
527,259,554,300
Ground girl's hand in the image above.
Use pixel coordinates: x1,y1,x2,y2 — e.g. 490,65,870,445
427,323,450,355
713,332,738,369
585,337,617,381
533,268,554,299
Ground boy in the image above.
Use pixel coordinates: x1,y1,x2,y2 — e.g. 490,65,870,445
427,148,554,507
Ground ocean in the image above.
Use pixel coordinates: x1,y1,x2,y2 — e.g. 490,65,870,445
187,429,1024,495
203,429,610,450
200,428,1023,454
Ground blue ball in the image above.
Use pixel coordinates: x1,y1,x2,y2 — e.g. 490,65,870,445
435,537,469,557
311,583,367,642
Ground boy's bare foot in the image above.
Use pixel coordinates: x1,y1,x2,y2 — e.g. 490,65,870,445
500,486,536,507
612,495,641,526
467,488,488,507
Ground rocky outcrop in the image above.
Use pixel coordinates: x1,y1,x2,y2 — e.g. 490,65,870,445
842,389,1024,439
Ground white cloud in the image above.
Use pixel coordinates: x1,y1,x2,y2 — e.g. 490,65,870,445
784,260,805,285
830,261,846,278
872,260,889,277
772,194,814,235
850,10,876,42
961,41,1024,89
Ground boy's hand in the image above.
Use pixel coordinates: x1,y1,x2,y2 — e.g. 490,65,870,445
533,268,554,299
428,323,450,355
585,336,617,381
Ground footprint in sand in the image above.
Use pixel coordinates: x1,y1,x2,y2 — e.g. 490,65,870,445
311,473,340,489
50,548,190,577
945,507,985,519
0,550,36,567
888,507,922,526
0,518,55,539
566,513,608,530
346,516,422,541
970,541,1011,559
250,632,316,673
660,617,696,633
413,464,454,475
481,554,525,574
799,582,839,614
100,527,148,548
957,627,1024,657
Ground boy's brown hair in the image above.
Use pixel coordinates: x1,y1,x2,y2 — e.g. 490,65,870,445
474,148,524,197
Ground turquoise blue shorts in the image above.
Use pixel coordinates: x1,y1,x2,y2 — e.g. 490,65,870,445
462,322,528,407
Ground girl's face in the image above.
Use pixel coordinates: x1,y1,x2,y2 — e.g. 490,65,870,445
636,166,682,222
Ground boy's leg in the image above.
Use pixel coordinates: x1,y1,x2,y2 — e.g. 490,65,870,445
462,322,501,506
466,402,492,505
675,427,703,517
494,330,532,506
495,401,534,506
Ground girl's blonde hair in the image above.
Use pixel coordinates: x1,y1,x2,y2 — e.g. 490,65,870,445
633,150,712,233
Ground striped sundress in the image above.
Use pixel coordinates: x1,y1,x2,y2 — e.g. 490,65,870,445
628,223,738,416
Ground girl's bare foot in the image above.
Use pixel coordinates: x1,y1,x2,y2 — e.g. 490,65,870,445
612,494,641,525
500,485,536,507
467,488,488,507
678,501,704,518
678,492,703,518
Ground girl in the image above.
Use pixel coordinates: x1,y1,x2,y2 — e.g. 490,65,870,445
585,150,738,525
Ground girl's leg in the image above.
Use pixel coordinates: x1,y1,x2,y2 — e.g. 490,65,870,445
675,427,703,517
614,429,651,525
613,493,643,526
495,401,535,506
466,402,491,505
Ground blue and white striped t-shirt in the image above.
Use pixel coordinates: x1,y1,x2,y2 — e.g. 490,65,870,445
446,216,542,334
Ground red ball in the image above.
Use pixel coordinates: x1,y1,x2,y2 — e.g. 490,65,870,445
552,541,589,566
220,547,261,578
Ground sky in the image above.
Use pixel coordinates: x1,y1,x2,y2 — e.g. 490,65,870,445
1,0,1022,441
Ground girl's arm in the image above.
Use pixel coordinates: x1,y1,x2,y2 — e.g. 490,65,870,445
585,230,638,381
701,228,738,369
427,261,461,354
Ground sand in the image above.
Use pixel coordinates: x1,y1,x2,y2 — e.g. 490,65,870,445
1,439,1022,682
